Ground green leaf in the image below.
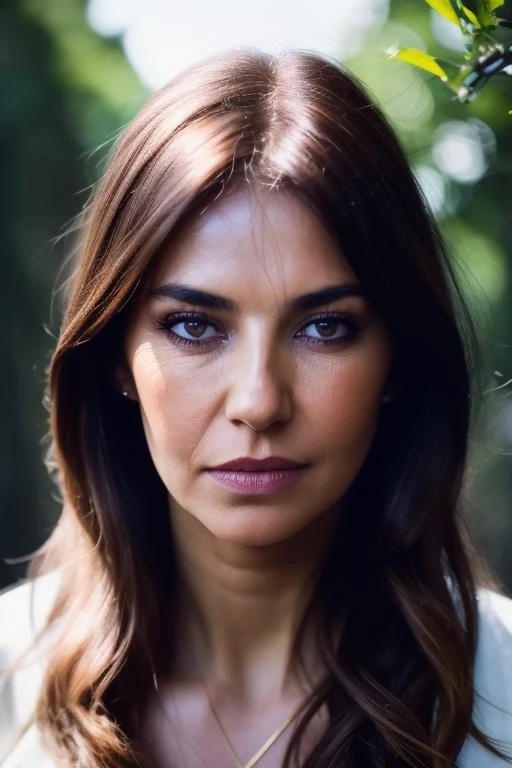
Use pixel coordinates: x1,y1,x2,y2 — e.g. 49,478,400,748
450,0,481,27
386,46,449,80
425,0,458,24
474,0,502,27
425,0,480,28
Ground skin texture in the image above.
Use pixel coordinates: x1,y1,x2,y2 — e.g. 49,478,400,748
119,186,393,766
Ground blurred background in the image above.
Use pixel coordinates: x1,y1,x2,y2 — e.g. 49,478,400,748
1,0,510,591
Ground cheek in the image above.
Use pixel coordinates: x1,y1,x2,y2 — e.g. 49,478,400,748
130,345,218,464
299,348,389,460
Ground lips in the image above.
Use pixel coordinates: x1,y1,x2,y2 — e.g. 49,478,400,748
206,456,308,495
210,456,307,472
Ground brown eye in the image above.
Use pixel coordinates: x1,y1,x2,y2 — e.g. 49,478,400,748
314,320,339,338
163,316,219,343
184,320,208,338
297,314,358,342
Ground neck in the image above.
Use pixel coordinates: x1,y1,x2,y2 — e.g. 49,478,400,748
169,504,337,703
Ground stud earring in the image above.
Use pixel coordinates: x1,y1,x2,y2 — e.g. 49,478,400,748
117,382,137,401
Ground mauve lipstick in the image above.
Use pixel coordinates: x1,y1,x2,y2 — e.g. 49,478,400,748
206,457,308,496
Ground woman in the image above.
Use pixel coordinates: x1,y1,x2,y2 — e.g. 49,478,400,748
0,49,511,768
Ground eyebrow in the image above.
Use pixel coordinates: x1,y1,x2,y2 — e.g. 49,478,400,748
149,284,235,310
292,284,365,310
148,282,365,312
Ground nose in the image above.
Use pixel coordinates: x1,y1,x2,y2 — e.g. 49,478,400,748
224,330,292,432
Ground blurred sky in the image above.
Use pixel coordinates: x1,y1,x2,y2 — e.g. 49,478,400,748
86,0,390,89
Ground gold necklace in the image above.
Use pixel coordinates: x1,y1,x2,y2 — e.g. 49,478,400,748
203,683,303,768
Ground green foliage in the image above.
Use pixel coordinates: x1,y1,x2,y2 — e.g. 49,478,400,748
426,0,480,32
387,0,512,104
23,0,143,116
476,0,506,26
0,0,143,590
387,46,450,78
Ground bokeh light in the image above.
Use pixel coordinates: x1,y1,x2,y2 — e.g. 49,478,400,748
86,0,390,88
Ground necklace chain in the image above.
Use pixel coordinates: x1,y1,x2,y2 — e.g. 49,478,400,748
202,682,302,768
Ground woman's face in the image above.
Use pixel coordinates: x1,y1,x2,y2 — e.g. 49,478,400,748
122,187,392,546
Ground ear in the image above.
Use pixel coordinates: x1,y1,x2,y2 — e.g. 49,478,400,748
113,363,138,402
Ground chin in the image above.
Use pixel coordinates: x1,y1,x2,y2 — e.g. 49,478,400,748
200,504,333,548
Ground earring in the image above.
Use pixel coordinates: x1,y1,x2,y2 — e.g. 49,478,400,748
121,390,130,398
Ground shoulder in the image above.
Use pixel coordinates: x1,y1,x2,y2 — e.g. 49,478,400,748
474,589,512,684
0,571,60,678
0,572,59,766
458,588,512,767
473,589,512,732
0,572,59,658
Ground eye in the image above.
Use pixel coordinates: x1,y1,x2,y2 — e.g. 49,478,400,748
302,319,346,339
171,318,218,341
296,314,360,343
156,312,223,345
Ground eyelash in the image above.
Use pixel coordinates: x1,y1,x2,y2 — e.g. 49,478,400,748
155,311,364,348
155,312,225,347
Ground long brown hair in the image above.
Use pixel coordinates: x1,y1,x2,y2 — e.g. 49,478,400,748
34,49,507,766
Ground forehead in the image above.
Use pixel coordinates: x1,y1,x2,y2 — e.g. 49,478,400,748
150,186,358,296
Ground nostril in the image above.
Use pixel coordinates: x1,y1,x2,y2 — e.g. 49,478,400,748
225,382,292,431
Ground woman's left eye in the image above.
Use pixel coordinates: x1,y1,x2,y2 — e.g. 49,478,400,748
296,315,358,342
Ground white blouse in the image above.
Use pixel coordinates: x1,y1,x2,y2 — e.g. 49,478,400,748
1,573,511,767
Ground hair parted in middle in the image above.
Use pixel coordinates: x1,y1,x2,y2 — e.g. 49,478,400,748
37,48,500,768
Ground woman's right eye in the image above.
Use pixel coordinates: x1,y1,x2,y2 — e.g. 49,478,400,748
156,313,223,346
171,319,218,340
